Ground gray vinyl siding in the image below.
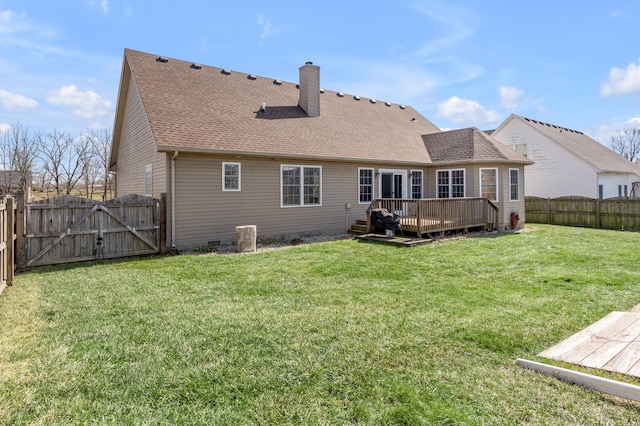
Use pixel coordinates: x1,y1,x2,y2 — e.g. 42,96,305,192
172,155,385,249
424,164,526,230
114,77,166,198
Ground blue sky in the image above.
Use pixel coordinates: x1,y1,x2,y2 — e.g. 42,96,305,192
1,0,639,147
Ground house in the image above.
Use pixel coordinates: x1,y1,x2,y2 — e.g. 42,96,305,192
492,114,640,199
109,49,531,251
0,170,32,201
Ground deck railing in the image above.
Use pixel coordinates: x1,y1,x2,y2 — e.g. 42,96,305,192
367,198,499,237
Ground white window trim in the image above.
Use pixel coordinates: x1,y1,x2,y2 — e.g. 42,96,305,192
436,169,466,198
280,164,322,208
222,162,241,192
358,167,374,204
411,169,423,199
479,167,498,202
377,168,408,199
509,168,520,202
144,164,152,196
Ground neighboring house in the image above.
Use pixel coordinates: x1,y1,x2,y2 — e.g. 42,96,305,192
0,170,31,201
492,114,640,199
109,49,531,250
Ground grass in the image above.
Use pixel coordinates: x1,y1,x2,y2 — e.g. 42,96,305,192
1,224,640,424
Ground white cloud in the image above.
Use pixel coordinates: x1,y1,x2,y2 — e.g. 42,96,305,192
610,10,632,19
0,89,38,110
601,59,640,97
88,0,108,14
499,85,524,109
257,14,279,40
627,117,640,126
46,85,112,118
437,96,501,126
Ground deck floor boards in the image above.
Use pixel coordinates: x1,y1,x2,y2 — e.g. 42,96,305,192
539,305,640,378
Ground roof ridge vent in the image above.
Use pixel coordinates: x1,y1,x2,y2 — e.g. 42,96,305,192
320,88,325,94
399,104,406,109
370,99,377,104
337,92,345,97
190,63,202,69
353,95,361,101
247,74,257,80
273,79,282,85
221,69,231,75
156,56,169,63
385,101,392,107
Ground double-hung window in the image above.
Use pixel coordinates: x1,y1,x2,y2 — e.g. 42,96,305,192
281,165,321,207
509,169,520,201
480,168,498,201
411,170,423,199
358,168,374,204
437,169,465,198
222,162,241,191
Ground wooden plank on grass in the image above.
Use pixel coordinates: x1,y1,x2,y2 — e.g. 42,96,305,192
604,342,640,375
539,311,626,359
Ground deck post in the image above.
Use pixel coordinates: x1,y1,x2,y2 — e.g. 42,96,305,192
416,200,422,237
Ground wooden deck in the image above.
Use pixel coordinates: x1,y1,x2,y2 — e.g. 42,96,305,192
539,304,640,378
368,198,499,237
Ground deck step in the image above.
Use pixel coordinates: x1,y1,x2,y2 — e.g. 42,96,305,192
349,220,369,235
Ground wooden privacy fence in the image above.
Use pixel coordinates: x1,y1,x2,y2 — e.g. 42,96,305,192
526,196,640,230
17,194,165,268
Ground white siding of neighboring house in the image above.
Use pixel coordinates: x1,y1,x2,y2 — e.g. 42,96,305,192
597,173,637,199
493,119,597,198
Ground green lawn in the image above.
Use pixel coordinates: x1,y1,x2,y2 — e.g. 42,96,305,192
2,224,640,424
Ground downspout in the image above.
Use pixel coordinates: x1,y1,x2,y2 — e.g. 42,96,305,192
171,151,179,248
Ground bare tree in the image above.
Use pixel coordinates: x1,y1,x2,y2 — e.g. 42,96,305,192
611,128,640,163
39,130,71,196
62,133,91,195
0,123,40,199
83,128,113,201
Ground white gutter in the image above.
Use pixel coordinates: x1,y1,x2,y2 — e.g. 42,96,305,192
516,358,640,402
171,151,179,248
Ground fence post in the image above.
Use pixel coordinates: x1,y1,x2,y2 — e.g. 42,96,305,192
15,191,26,270
159,193,167,254
596,198,601,229
547,198,551,224
6,196,14,286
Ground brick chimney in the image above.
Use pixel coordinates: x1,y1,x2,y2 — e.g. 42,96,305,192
299,62,320,117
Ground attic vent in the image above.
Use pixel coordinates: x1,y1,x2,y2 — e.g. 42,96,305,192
370,99,377,104
320,88,325,94
385,102,392,107
337,92,345,97
273,79,283,85
247,74,257,80
190,63,202,69
156,56,169,63
353,96,361,101
399,104,406,109
296,84,300,89
221,69,232,75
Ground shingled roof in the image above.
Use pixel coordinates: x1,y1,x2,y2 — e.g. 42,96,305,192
422,128,532,165
510,115,640,174
114,49,443,165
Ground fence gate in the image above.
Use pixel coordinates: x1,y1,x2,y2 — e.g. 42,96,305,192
24,194,162,267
